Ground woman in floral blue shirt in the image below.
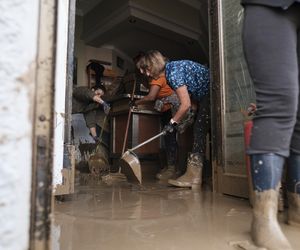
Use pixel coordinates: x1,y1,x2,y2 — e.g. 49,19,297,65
136,50,210,189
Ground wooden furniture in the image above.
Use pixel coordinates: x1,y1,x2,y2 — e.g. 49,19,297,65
109,94,162,178
110,94,161,157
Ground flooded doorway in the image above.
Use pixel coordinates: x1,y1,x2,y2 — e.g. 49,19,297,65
51,0,258,249
70,0,211,188
47,1,300,250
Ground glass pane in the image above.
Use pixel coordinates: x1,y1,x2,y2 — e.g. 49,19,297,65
221,1,255,175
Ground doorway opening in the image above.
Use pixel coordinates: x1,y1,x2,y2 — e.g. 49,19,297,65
51,1,224,249
62,0,212,193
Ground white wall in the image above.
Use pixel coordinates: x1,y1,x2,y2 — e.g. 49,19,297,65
75,17,113,85
111,46,134,75
0,1,39,250
75,42,113,86
74,16,134,86
75,43,135,86
53,0,69,188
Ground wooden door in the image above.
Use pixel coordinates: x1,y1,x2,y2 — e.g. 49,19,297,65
209,0,255,198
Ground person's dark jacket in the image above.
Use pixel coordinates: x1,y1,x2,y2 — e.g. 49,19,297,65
241,0,297,9
72,86,100,128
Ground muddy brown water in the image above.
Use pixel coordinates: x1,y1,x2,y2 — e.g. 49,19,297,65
52,182,300,250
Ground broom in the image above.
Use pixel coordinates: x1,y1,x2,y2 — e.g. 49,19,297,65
102,76,137,183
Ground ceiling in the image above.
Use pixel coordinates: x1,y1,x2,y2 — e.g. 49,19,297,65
76,0,209,63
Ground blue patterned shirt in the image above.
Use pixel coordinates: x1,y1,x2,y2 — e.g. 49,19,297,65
165,60,210,101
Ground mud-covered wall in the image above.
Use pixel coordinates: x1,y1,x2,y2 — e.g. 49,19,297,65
0,1,39,249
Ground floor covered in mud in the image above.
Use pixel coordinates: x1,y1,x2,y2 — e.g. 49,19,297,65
52,180,300,250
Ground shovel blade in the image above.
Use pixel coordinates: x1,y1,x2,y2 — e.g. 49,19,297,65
120,151,142,184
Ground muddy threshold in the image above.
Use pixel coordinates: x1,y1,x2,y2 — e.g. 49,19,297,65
52,181,300,250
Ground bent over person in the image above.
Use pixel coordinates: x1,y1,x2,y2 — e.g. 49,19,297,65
137,50,210,189
133,74,180,181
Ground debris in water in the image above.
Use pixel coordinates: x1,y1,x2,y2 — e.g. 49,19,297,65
102,172,127,185
229,240,266,250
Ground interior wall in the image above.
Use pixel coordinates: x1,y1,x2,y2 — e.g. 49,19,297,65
0,0,39,249
75,16,112,85
112,48,134,74
74,16,134,86
76,44,112,86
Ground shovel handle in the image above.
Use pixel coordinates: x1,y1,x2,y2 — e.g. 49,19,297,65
121,78,137,155
129,131,166,152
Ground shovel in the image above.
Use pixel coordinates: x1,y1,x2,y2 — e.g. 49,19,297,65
120,131,166,184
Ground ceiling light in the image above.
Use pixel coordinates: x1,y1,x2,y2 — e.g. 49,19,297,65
129,17,136,24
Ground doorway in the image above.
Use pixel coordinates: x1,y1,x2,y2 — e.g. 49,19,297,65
23,0,300,249
32,0,253,249
70,0,212,188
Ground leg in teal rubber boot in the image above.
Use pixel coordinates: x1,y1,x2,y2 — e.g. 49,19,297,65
287,153,300,226
250,154,293,250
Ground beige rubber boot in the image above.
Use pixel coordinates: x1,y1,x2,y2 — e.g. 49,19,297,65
168,153,203,189
287,192,300,227
252,190,293,250
156,165,176,180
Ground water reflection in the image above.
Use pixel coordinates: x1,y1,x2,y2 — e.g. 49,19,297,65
52,182,299,250
52,182,194,250
55,183,195,220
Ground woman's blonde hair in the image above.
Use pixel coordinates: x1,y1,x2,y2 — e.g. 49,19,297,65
136,50,167,78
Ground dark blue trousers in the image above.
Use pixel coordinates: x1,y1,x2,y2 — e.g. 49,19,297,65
243,3,300,156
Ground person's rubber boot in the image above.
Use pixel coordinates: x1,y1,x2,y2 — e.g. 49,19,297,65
156,167,167,179
168,153,203,189
156,165,176,180
250,154,293,250
287,153,300,227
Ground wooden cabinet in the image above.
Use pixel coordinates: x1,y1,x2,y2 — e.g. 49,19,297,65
109,95,162,158
109,95,162,178
111,112,161,157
